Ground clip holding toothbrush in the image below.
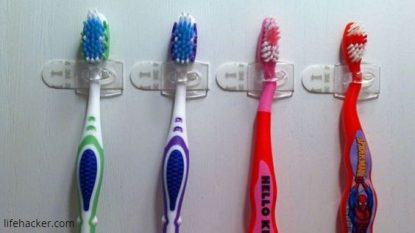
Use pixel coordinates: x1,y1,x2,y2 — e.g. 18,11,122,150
41,12,122,97
339,22,378,233
129,36,209,98
216,61,294,99
160,13,197,233
215,27,294,99
248,17,280,233
130,61,208,98
301,26,380,100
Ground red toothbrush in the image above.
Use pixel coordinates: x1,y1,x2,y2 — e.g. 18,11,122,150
340,22,377,233
248,17,280,233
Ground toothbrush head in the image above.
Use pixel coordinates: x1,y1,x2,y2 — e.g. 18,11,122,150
170,13,197,64
81,9,110,63
341,22,367,74
257,17,280,65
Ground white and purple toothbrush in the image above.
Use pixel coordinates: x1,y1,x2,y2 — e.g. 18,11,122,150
161,13,197,233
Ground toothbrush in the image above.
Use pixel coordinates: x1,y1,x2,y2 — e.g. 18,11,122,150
161,13,197,233
340,22,377,233
76,9,109,233
248,18,280,233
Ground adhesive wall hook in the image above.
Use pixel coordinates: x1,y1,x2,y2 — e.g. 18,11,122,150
42,59,124,97
301,63,380,100
130,61,209,99
216,62,294,99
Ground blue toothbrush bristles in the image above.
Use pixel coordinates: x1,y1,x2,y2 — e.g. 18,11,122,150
170,13,197,64
81,10,109,62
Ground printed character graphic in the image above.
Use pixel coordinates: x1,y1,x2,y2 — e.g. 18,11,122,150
348,177,374,233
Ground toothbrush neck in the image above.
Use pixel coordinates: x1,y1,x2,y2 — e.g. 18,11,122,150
168,83,187,141
83,80,102,142
263,64,276,80
258,64,277,112
86,81,101,119
172,83,187,120
341,77,362,141
352,71,363,82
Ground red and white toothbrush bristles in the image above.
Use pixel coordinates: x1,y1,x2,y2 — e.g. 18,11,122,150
345,23,367,63
342,22,367,75
259,18,280,64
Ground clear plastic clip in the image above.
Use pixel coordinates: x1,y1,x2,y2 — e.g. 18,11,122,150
130,61,209,99
216,62,294,99
301,63,380,100
42,59,124,97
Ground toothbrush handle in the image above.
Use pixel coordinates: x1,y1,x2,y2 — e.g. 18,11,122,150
76,83,104,233
162,131,189,233
248,111,278,233
340,81,377,233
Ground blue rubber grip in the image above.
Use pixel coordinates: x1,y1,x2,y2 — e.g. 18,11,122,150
166,149,185,211
79,149,98,211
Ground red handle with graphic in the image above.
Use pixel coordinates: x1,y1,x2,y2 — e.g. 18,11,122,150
248,111,278,233
340,79,377,233
248,17,280,233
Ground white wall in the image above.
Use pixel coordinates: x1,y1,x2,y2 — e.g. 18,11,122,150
1,0,414,232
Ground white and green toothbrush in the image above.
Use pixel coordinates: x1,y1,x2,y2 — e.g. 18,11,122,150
76,9,109,233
